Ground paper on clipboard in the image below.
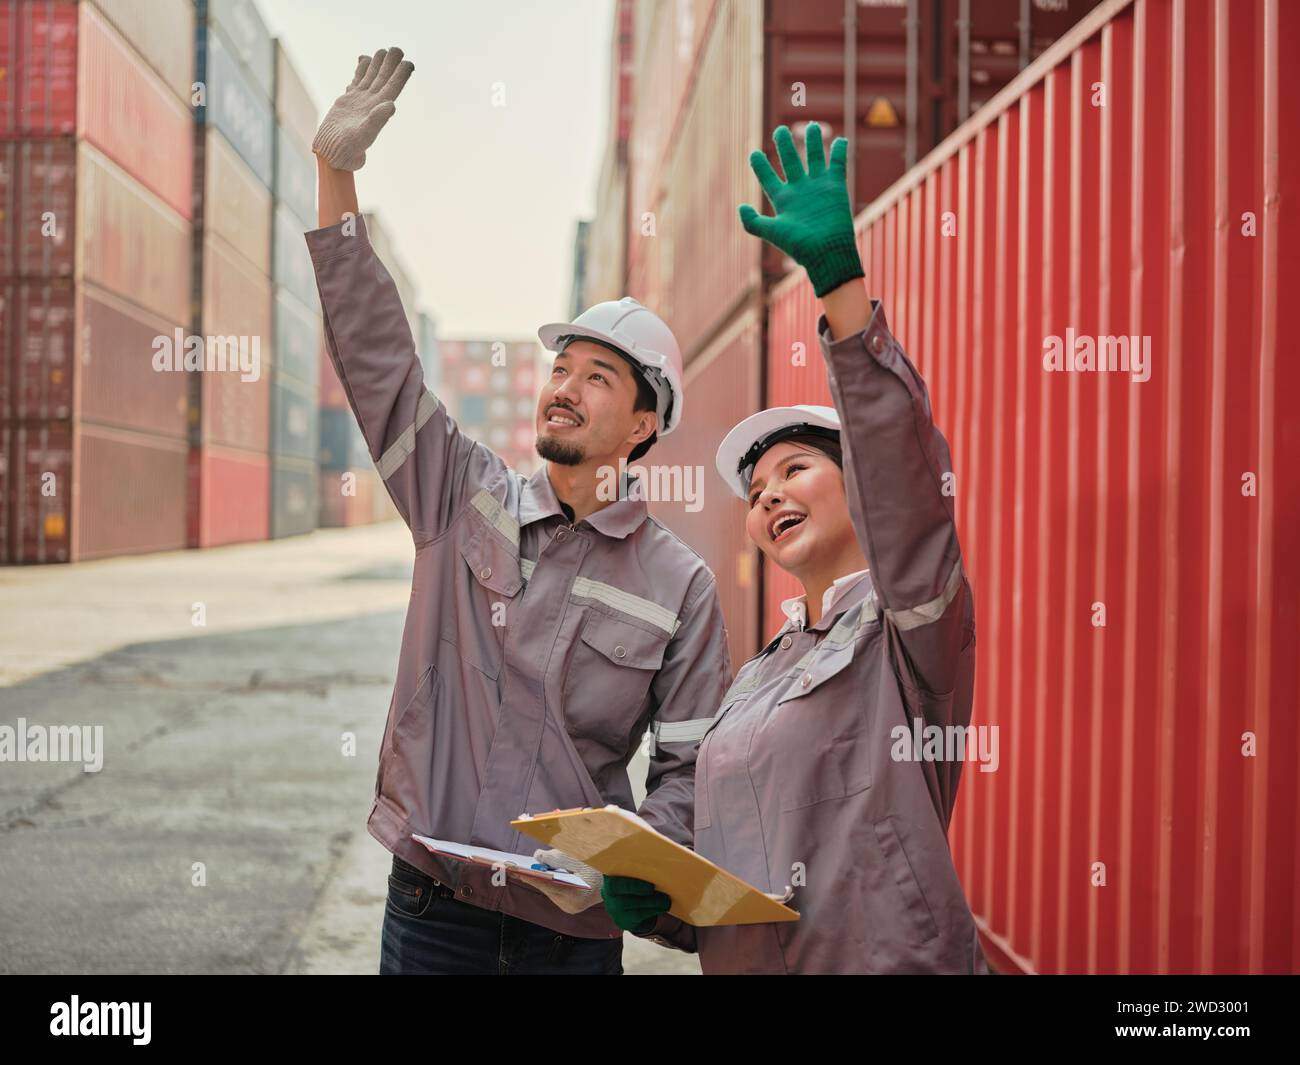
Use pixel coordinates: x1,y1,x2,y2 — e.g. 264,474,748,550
411,834,589,888
512,806,799,927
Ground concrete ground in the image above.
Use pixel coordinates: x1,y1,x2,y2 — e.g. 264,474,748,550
0,521,699,975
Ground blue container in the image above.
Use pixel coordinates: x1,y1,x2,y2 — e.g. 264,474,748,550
197,24,273,189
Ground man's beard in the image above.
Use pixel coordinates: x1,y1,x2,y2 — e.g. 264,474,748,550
536,434,585,466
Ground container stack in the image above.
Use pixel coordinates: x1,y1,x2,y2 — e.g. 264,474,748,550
432,338,539,476
268,40,320,539
189,0,276,548
0,0,195,562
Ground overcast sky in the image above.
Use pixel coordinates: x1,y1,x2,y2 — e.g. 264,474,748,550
257,0,614,340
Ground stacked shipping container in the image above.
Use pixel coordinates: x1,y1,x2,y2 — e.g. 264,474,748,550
0,0,195,562
763,0,1299,973
609,0,1107,666
269,40,319,538
189,0,276,548
433,338,541,477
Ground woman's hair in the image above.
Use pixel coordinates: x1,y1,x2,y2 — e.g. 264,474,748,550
774,430,843,470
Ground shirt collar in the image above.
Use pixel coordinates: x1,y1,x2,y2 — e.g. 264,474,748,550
779,568,872,632
517,462,648,540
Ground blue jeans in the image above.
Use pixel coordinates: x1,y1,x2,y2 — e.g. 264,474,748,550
379,855,624,974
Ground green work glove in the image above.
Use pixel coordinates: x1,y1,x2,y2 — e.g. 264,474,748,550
601,875,672,934
738,123,864,297
313,47,415,171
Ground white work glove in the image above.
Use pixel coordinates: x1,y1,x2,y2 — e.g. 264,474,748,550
526,848,604,914
312,46,414,171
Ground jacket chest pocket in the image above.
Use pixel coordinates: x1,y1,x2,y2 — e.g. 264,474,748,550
440,528,522,681
560,609,669,750
773,639,874,811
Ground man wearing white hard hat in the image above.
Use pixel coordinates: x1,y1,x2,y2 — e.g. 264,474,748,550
602,123,989,973
306,47,731,974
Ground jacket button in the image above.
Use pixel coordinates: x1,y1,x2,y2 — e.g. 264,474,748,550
779,636,793,650
870,333,885,354
801,672,812,688
480,567,492,580
614,645,626,659
460,886,473,898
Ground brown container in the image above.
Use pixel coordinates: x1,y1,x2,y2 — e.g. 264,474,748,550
87,0,195,105
187,443,270,548
73,422,187,560
79,283,188,437
76,0,193,221
202,126,272,276
645,303,763,672
77,141,191,325
9,280,75,420
10,139,77,280
5,280,188,435
9,419,72,563
0,421,9,561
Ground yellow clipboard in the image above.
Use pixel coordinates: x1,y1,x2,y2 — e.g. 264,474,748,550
512,806,799,927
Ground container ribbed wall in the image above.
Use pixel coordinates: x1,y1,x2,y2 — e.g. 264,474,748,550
766,0,1299,974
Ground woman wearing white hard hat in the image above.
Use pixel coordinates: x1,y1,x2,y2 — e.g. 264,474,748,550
598,124,989,973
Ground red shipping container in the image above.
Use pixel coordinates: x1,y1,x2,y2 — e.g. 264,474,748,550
77,141,190,325
87,0,195,105
73,422,187,560
75,0,192,221
9,419,72,563
765,0,1299,974
187,444,269,548
0,0,78,137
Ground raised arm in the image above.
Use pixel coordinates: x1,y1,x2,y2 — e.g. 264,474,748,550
739,125,971,697
309,48,502,545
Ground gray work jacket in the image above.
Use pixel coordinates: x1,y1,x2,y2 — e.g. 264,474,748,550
307,215,732,941
654,301,990,973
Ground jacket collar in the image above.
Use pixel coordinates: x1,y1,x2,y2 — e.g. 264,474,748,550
518,462,648,540
757,570,877,655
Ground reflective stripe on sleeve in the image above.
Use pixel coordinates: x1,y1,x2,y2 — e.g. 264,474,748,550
469,488,521,545
376,389,441,480
883,559,964,632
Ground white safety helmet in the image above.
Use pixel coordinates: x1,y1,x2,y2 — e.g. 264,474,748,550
538,297,685,436
715,404,841,501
